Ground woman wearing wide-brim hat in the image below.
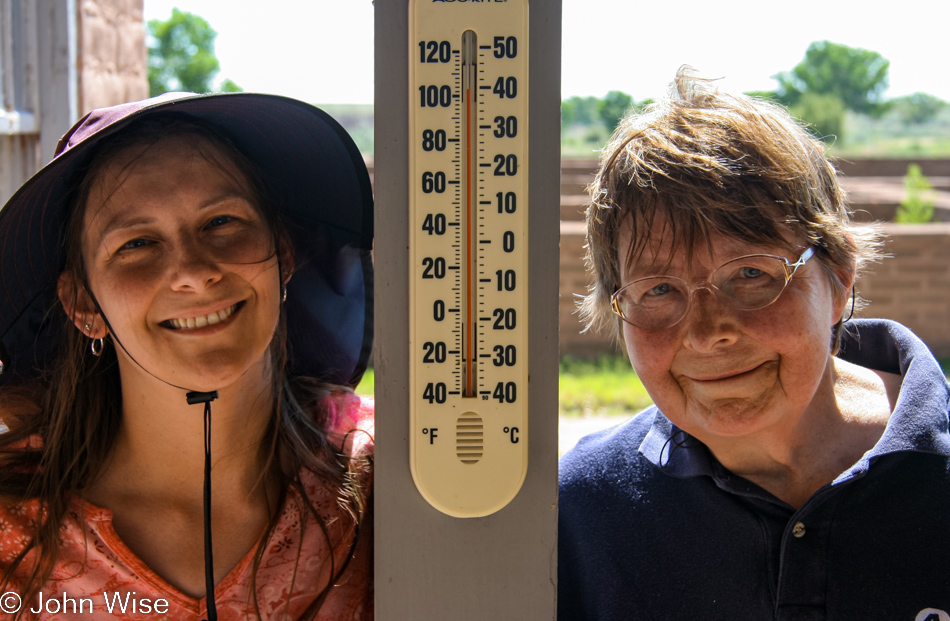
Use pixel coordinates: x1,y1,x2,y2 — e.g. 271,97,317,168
0,91,374,620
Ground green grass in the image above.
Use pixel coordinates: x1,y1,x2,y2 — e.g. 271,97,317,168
558,355,653,417
354,357,652,418
355,367,374,396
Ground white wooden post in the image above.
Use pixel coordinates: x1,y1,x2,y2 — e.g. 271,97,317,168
374,0,562,618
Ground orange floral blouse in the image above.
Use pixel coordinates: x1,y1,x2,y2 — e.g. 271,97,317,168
0,393,374,620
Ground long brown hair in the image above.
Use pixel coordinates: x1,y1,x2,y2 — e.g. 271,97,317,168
0,115,371,619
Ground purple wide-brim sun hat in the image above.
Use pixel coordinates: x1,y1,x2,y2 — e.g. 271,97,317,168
0,91,373,388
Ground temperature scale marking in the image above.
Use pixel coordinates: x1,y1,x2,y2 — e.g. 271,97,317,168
409,0,529,517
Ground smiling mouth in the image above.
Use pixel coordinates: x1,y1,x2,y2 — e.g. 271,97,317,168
163,302,241,330
692,363,765,382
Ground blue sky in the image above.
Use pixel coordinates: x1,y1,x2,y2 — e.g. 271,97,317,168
145,0,950,105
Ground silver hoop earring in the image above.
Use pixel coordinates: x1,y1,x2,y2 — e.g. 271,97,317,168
90,337,104,357
282,285,288,303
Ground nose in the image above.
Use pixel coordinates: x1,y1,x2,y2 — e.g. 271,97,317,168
169,237,223,291
681,287,739,352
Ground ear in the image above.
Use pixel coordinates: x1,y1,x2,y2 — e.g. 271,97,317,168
830,260,857,324
278,232,295,285
829,231,859,323
57,272,108,338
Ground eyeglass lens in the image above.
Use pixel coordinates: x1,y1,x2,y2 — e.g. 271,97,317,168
615,254,794,330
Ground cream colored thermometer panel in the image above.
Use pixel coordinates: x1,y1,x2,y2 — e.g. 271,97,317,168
409,0,529,517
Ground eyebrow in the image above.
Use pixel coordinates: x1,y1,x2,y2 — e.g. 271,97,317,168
98,215,157,239
625,257,682,281
97,194,253,239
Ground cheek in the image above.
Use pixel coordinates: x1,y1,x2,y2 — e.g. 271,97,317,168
93,265,164,317
105,263,165,290
622,323,679,379
752,285,835,350
242,260,281,288
81,259,155,324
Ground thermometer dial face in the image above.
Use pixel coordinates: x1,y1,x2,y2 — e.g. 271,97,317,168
409,0,529,517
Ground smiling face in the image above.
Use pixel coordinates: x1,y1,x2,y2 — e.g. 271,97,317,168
69,134,285,392
617,217,852,445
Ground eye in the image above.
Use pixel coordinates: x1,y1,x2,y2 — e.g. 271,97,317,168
206,215,234,229
739,266,763,279
647,282,672,296
119,238,152,252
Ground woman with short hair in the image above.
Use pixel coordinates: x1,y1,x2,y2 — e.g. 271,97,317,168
559,68,950,619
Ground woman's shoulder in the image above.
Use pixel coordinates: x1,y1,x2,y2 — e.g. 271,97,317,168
295,392,374,525
0,496,41,561
322,391,375,458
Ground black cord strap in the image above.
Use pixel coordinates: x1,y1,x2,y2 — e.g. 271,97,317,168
187,390,219,621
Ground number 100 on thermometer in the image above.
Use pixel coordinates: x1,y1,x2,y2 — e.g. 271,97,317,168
408,0,529,518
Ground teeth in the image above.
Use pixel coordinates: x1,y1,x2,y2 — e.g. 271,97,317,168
168,304,237,330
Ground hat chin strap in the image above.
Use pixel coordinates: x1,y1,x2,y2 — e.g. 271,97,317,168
186,390,218,621
87,291,220,621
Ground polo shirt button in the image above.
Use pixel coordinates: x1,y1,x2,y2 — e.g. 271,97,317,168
792,522,806,538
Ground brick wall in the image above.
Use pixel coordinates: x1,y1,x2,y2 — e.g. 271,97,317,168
559,222,950,359
366,159,950,359
77,0,148,114
857,223,950,357
559,221,622,357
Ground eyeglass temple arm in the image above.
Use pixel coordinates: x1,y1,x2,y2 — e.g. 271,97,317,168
783,246,816,280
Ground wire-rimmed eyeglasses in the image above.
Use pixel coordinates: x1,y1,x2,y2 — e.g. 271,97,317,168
610,247,816,331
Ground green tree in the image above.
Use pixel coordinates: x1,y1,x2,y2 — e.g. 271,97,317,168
890,93,948,125
597,90,634,130
790,92,846,143
745,90,779,102
775,41,889,116
562,95,600,126
147,9,241,96
895,164,935,223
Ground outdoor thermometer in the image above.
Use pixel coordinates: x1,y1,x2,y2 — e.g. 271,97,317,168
409,0,529,517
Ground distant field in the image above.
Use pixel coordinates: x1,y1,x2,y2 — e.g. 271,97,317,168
355,356,653,417
558,355,652,417
322,103,950,159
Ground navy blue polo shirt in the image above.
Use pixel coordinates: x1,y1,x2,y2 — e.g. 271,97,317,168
559,320,950,621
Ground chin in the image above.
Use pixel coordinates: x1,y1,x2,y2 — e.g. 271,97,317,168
688,397,777,438
163,348,273,393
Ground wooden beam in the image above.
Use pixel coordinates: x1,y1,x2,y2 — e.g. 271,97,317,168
374,1,561,617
